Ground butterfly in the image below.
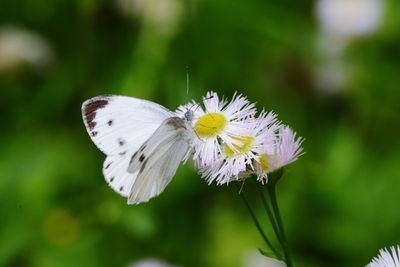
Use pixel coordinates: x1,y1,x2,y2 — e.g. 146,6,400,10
82,95,195,204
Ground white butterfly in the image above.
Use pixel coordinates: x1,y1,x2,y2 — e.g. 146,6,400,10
82,95,195,204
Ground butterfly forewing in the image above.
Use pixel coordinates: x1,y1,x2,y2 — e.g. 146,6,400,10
102,152,135,196
82,95,174,155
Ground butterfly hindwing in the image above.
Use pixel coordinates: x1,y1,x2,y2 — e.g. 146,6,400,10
128,117,192,204
127,117,186,174
103,152,137,197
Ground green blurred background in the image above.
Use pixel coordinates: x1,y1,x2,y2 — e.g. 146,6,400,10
0,0,399,266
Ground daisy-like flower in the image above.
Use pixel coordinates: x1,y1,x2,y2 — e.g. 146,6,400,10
367,245,400,267
176,91,256,168
255,126,304,182
199,111,279,185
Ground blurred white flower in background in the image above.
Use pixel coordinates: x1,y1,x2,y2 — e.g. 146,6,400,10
316,0,383,39
116,0,183,34
0,26,54,74
128,258,180,267
116,0,147,17
313,59,348,94
366,245,400,267
242,251,286,267
314,0,385,94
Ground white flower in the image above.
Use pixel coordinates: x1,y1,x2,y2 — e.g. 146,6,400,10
176,91,256,168
255,126,304,182
367,245,400,267
178,92,303,185
199,111,279,185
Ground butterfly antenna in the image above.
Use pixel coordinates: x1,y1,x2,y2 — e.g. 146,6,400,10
239,180,246,194
186,65,190,102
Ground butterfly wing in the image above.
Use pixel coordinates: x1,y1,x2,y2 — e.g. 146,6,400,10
82,95,174,155
127,117,192,204
82,95,175,197
102,153,134,196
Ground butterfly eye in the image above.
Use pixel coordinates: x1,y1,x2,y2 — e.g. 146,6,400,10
184,111,194,121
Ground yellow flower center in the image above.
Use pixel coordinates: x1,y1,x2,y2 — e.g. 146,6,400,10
259,154,270,172
195,113,227,138
225,136,254,158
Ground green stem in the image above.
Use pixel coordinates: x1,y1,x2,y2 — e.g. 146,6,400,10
239,191,281,259
268,183,293,267
256,183,282,245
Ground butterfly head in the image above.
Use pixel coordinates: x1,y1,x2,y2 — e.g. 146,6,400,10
184,110,194,122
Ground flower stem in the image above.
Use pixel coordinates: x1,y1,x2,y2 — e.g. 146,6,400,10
268,183,293,267
239,190,281,259
256,183,282,245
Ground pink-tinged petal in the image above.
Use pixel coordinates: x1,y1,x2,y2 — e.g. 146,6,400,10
367,245,400,267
